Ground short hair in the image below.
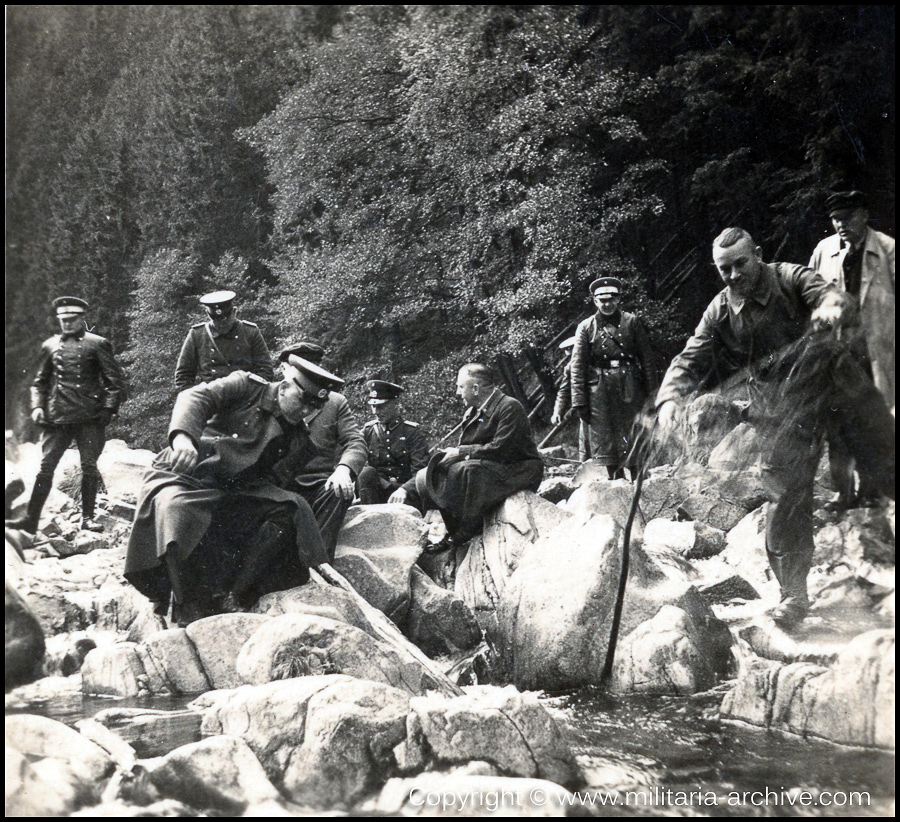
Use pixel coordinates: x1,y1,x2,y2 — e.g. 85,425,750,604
713,227,755,249
459,363,495,387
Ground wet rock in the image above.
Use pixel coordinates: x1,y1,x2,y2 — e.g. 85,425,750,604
94,707,203,759
409,685,581,787
455,492,569,634
333,504,427,622
6,713,115,786
42,631,97,676
281,677,413,807
81,642,149,697
236,613,440,695
74,718,137,770
5,580,45,690
563,478,642,539
684,393,742,464
185,612,270,689
93,583,156,636
610,605,724,695
737,623,841,667
721,629,894,749
643,518,725,559
407,567,482,657
23,583,96,635
708,422,766,471
810,574,889,613
254,581,375,635
142,628,211,694
96,439,156,505
497,513,731,691
720,505,773,594
197,676,350,776
370,773,581,816
536,476,575,505
6,746,80,816
144,734,281,813
696,574,760,605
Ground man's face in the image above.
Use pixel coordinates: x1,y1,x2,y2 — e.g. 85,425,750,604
713,238,763,297
372,399,401,426
279,367,325,421
57,313,84,336
593,292,620,316
206,306,235,328
456,371,480,407
830,207,869,249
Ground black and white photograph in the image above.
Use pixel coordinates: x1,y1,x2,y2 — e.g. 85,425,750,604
6,5,894,817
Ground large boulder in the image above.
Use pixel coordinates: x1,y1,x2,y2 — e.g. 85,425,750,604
409,686,581,787
22,582,96,635
721,629,894,749
81,642,151,697
143,734,282,813
95,439,156,505
642,518,725,560
6,746,81,816
814,508,895,567
185,612,270,689
719,505,775,595
562,478,642,538
333,504,427,622
406,567,482,657
683,393,742,464
235,613,442,695
708,422,767,471
610,605,726,694
254,581,376,635
142,628,211,695
5,580,45,690
93,707,203,758
455,492,569,635
497,513,731,691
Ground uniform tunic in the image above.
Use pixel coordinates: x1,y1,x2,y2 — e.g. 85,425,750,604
174,318,275,390
358,418,430,504
125,371,326,603
571,310,656,465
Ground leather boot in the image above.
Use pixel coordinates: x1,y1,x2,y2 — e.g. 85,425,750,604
766,547,812,627
5,472,54,533
81,472,104,531
227,521,288,606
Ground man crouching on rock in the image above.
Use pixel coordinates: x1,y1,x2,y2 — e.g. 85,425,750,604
389,363,544,552
124,357,339,626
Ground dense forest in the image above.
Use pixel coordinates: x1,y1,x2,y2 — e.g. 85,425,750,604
6,5,895,449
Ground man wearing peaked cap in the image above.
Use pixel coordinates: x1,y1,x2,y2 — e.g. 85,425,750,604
278,340,326,366
7,297,125,534
283,355,368,556
358,380,430,504
571,276,657,479
809,190,895,510
125,361,332,625
174,289,275,390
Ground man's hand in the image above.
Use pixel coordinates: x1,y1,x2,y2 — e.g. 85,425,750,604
388,488,409,505
811,291,849,332
170,433,199,475
551,411,563,426
325,465,355,500
31,408,46,425
657,401,682,432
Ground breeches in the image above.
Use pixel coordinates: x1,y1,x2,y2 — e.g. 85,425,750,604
38,423,106,479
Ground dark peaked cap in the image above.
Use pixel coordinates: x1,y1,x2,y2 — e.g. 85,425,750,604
286,355,344,399
278,341,325,364
367,380,404,404
826,190,867,214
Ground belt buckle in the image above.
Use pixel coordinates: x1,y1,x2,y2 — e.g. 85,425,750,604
609,359,620,368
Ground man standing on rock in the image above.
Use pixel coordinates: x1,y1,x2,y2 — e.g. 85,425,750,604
174,290,275,390
656,227,894,627
809,190,895,510
357,380,430,505
125,357,337,625
389,364,544,550
7,297,125,534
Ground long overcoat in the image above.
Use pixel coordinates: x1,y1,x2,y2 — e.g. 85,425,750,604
570,311,656,465
124,372,326,601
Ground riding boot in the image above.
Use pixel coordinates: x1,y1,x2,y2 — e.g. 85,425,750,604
80,472,103,531
226,522,287,608
6,471,54,533
766,546,812,625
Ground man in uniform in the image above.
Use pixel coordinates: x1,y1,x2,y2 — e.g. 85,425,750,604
124,358,337,624
657,227,894,627
174,290,275,390
288,358,368,557
7,297,125,533
389,364,544,549
809,190,895,509
357,380,430,504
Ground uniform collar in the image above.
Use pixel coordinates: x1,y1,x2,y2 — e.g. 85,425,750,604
259,383,281,415
208,316,239,337
595,309,621,326
60,326,87,341
726,263,774,314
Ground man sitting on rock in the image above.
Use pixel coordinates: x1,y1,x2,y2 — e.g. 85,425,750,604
358,380,430,504
389,364,544,550
656,227,894,628
124,357,339,625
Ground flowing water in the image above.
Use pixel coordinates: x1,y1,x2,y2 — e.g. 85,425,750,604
9,681,894,816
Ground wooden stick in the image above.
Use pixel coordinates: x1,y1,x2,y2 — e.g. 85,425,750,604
311,563,464,697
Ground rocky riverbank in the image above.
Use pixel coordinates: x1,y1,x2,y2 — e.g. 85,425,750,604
5,420,895,815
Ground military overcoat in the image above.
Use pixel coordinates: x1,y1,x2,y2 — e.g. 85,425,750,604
174,319,275,390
